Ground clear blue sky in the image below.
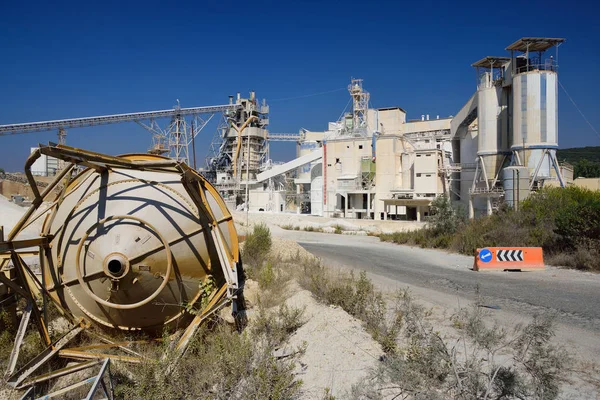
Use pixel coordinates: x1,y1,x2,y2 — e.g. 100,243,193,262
1,0,599,172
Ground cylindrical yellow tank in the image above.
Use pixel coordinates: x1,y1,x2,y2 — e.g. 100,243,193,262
41,154,239,332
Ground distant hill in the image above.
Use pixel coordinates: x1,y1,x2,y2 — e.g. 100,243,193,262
557,146,600,164
556,146,600,178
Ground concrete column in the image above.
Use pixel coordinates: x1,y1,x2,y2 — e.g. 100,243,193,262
383,204,388,220
344,194,348,218
367,193,370,218
416,206,421,222
486,197,492,216
296,184,301,215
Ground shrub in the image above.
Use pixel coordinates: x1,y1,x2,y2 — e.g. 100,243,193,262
243,223,272,266
381,187,600,271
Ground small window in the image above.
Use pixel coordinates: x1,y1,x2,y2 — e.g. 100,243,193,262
359,145,363,149
425,139,430,143
417,154,422,157
336,158,340,163
347,145,350,149
426,154,432,157
416,173,422,177
426,174,432,177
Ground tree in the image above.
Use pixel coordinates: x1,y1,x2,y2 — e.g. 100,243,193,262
574,159,600,178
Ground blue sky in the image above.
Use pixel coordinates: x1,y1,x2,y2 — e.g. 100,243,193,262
1,0,599,172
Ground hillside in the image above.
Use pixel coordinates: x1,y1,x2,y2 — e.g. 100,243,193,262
557,146,600,163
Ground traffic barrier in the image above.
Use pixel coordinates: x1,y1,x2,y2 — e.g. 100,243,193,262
473,247,545,271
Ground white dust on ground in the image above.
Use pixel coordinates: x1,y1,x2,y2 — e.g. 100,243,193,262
0,194,47,239
246,237,383,399
232,210,424,235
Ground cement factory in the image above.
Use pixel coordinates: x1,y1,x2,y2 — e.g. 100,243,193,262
0,37,581,397
0,37,570,221
206,37,571,220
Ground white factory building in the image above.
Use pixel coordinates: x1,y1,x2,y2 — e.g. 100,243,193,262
241,37,571,221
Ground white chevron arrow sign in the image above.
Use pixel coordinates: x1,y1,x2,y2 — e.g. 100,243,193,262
496,249,524,262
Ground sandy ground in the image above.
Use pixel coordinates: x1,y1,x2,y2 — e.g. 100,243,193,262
260,237,384,399
239,211,600,399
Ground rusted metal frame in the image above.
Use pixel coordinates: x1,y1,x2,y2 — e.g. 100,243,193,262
0,271,29,298
32,374,98,399
9,252,50,346
39,144,178,170
174,284,228,354
4,302,33,379
9,158,74,241
85,358,113,400
13,253,69,322
65,339,158,352
0,251,39,261
8,325,84,388
178,169,238,297
0,237,47,253
17,359,102,389
85,331,147,359
58,349,141,363
39,245,48,327
178,169,234,285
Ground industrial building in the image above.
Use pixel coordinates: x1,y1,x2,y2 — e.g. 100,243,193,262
227,37,569,220
0,37,570,221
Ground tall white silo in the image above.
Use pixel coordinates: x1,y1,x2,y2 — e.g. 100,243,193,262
507,37,566,187
473,57,511,183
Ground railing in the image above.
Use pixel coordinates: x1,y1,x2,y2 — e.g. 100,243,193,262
515,62,558,74
469,187,505,195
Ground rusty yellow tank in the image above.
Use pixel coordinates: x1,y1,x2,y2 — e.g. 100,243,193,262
40,153,239,332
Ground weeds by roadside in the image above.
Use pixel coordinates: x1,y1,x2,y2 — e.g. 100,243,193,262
291,253,570,399
379,188,600,271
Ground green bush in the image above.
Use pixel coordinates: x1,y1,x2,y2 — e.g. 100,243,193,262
380,188,600,271
243,223,272,266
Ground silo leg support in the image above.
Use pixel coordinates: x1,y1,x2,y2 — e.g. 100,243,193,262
7,326,84,388
4,302,32,379
210,228,239,298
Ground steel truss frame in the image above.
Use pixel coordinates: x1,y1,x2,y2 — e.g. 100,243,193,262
0,144,244,398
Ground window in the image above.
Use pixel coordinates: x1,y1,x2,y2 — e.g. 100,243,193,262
417,154,422,157
359,145,363,149
426,154,431,157
426,174,432,177
335,158,340,163
416,173,422,177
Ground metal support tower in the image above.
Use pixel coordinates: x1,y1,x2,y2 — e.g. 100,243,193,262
348,78,370,135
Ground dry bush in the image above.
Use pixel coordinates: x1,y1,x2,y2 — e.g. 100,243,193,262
243,223,272,266
114,313,304,399
350,289,570,400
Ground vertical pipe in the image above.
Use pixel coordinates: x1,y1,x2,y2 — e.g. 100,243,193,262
191,123,197,170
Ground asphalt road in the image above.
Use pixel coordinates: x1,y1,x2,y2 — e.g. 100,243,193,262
275,229,600,333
